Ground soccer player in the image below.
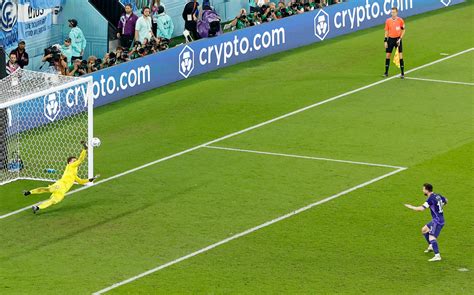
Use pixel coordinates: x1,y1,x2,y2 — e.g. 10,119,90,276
23,141,98,214
383,7,405,78
404,183,447,262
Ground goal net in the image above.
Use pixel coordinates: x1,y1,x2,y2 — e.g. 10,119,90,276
0,69,94,185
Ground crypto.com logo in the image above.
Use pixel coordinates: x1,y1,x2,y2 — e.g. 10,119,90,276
314,9,330,41
0,0,17,32
44,92,61,122
179,45,195,78
440,0,451,6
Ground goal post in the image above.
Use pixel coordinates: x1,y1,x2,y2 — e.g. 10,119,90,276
0,69,94,185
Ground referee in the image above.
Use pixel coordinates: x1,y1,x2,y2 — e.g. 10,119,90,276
383,7,405,78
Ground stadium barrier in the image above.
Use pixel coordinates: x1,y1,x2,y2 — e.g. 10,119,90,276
5,0,465,129
87,0,463,108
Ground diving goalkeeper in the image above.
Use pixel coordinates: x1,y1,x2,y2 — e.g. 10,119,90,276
23,141,98,214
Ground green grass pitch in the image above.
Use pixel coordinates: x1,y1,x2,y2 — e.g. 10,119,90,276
1,2,473,294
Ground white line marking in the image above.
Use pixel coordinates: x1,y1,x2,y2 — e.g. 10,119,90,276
92,167,406,294
405,76,474,86
1,47,472,220
204,145,407,170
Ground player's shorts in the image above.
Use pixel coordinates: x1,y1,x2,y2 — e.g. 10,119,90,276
426,221,444,238
386,37,403,53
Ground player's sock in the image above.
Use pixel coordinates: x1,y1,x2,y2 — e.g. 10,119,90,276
430,239,439,254
423,233,430,244
400,59,405,75
384,59,390,75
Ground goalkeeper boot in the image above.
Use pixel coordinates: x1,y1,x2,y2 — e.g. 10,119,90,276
400,74,405,79
23,190,31,196
32,206,39,214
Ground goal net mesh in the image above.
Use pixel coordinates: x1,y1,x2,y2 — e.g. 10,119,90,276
0,69,93,185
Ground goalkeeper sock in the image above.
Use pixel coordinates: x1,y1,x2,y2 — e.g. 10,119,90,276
385,58,390,75
400,59,405,75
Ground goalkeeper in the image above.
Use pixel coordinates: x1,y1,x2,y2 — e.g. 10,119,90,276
23,141,98,214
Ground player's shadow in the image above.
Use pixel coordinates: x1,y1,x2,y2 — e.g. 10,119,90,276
1,203,152,261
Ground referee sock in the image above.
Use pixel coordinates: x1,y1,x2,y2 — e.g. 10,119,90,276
400,59,405,75
430,239,439,254
385,59,390,74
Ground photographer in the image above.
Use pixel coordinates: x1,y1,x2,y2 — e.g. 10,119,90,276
225,9,252,31
260,4,277,22
42,44,61,66
86,56,100,73
115,46,130,64
101,52,117,69
68,58,87,77
128,41,145,59
51,55,68,75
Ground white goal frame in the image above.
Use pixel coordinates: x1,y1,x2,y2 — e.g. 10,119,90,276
0,70,94,185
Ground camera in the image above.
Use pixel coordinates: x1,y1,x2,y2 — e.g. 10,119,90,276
107,52,116,66
44,45,61,62
79,60,88,71
158,38,170,51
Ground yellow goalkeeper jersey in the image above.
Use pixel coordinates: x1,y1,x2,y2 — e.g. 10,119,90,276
56,149,88,191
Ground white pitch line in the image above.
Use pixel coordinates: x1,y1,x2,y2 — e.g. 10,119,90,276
92,166,406,294
204,145,407,170
1,47,472,221
404,76,474,86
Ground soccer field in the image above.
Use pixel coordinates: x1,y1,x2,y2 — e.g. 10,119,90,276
1,2,473,294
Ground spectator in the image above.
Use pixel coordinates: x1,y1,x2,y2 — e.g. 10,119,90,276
135,6,154,43
197,4,222,38
182,0,200,40
155,5,174,40
10,40,29,69
6,52,20,75
249,0,258,13
151,0,165,35
68,19,87,62
117,4,138,50
60,38,73,67
68,58,86,77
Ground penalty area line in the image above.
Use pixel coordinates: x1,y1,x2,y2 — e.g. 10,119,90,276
204,145,407,169
404,76,474,86
1,47,472,221
92,166,407,294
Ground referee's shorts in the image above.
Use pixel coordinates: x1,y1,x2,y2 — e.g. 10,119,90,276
386,37,403,53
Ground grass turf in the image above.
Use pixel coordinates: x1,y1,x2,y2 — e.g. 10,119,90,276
0,2,473,294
